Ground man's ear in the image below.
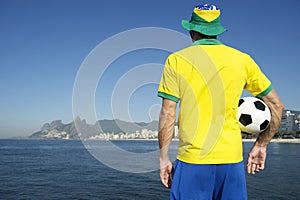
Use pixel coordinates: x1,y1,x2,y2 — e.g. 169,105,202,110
189,30,196,42
189,30,194,39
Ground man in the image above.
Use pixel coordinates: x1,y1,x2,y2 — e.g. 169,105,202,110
158,4,284,200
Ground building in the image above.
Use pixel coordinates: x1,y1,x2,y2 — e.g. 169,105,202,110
295,115,300,132
279,110,299,133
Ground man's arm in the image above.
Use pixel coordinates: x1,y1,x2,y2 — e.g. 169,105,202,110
158,98,177,188
247,89,284,174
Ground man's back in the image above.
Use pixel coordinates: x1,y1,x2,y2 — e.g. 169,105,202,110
158,39,272,164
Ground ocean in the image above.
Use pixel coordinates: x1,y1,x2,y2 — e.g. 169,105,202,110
0,139,299,200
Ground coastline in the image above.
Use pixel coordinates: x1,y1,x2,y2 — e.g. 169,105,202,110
1,138,300,143
242,138,300,143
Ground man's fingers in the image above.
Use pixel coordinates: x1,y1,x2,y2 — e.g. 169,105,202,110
247,156,252,174
160,168,171,188
256,163,265,171
161,174,170,188
255,164,261,172
251,163,256,174
260,163,265,170
247,155,265,174
160,160,173,188
162,177,169,187
247,154,257,174
247,145,267,174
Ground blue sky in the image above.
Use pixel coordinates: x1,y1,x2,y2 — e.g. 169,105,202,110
0,0,299,137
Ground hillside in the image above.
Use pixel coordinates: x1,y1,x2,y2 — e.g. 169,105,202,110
29,118,159,139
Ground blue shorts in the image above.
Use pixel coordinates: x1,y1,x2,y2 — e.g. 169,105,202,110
170,160,247,200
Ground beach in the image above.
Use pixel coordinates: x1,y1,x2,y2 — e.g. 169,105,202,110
242,138,300,143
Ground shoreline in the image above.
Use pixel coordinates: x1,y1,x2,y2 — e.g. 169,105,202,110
242,138,300,143
1,138,300,143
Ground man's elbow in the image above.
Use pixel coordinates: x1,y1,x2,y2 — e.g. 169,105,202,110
262,90,285,113
271,101,284,121
276,101,285,112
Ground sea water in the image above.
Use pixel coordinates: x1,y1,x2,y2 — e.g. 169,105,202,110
0,139,299,200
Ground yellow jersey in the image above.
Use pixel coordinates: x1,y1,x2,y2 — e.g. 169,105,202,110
158,39,272,164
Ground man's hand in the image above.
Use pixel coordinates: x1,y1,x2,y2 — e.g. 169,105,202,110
160,158,173,188
247,144,267,174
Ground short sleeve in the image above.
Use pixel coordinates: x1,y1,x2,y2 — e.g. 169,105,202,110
157,54,180,103
244,55,273,98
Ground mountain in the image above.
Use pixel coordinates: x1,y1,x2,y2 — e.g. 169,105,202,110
29,118,159,139
29,109,299,139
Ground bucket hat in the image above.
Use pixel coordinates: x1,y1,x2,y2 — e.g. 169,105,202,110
182,4,226,36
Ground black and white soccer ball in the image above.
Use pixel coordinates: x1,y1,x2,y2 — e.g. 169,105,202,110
237,97,271,134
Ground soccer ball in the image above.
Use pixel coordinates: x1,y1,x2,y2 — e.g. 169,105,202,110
237,97,271,134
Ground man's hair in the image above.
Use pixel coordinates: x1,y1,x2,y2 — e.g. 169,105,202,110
190,30,217,39
200,33,217,39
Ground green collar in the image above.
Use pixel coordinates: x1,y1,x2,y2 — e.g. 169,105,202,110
192,39,222,45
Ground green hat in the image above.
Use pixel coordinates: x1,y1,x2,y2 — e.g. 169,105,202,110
182,4,226,36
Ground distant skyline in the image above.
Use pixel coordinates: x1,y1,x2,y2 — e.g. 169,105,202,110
1,0,300,138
